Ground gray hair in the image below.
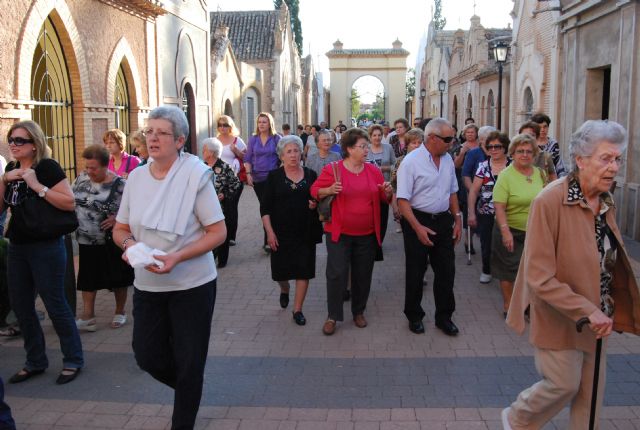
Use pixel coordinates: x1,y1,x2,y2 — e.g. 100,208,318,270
317,129,332,142
276,135,304,157
148,106,189,139
424,117,452,136
201,137,223,158
569,120,628,172
478,125,497,142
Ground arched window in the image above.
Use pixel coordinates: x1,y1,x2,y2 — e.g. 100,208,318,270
31,17,76,180
114,63,130,151
523,87,534,120
181,83,195,154
487,90,495,126
224,99,233,118
245,87,260,139
452,96,458,128
466,93,473,120
481,96,486,124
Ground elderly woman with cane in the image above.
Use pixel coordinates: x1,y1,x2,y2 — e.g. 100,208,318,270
502,120,640,429
113,106,226,429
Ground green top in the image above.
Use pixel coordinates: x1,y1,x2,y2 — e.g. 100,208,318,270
492,164,544,231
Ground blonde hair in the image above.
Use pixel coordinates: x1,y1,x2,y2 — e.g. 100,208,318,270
254,112,277,136
102,129,127,151
7,120,52,165
508,133,540,158
217,115,240,136
130,129,146,149
405,128,425,145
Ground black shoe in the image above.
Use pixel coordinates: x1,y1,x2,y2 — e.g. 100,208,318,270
229,240,236,246
343,289,351,302
279,293,289,309
408,320,425,334
9,368,45,384
464,244,476,255
56,368,81,385
292,311,306,326
436,319,459,336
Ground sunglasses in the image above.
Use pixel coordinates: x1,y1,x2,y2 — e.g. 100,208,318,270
217,123,231,128
432,134,454,144
8,137,34,146
486,145,504,150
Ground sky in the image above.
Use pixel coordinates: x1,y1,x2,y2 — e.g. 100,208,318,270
211,0,514,102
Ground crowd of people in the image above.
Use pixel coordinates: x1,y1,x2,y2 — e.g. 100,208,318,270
0,107,636,430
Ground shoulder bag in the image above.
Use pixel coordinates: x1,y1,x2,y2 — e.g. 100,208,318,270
15,192,79,241
317,162,341,222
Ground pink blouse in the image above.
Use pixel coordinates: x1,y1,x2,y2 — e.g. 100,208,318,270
108,152,140,178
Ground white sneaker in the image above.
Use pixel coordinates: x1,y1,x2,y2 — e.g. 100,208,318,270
76,318,97,332
479,273,492,284
501,407,513,430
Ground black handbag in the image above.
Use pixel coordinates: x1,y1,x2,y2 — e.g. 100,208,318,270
317,162,340,222
15,195,79,241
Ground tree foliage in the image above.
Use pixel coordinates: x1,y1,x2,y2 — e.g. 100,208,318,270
405,68,416,102
351,88,360,119
370,93,385,121
433,0,446,30
274,0,303,55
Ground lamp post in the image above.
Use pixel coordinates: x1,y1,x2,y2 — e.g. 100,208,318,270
438,79,446,118
420,88,426,119
492,41,509,130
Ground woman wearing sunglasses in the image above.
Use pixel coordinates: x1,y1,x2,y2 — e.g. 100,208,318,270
491,134,545,318
467,132,510,285
216,115,246,246
1,120,83,385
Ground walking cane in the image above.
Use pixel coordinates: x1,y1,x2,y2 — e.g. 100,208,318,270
576,317,603,430
466,227,472,265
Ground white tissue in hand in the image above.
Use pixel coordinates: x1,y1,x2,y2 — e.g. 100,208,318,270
126,242,167,269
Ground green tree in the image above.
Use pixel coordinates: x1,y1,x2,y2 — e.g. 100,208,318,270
274,0,303,55
405,68,415,102
371,92,385,121
433,0,446,30
351,88,360,119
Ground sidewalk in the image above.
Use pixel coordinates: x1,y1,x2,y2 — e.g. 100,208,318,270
2,190,640,429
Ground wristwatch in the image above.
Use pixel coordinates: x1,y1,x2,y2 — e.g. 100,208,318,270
38,186,49,198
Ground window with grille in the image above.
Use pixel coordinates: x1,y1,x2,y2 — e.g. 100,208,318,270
30,17,76,180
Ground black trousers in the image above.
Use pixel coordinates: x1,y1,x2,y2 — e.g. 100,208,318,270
214,200,233,266
132,280,216,430
227,183,243,241
375,202,389,261
252,181,268,246
477,213,494,275
402,210,456,324
325,233,377,321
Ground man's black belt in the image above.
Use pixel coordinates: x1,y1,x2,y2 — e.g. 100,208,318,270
412,209,450,220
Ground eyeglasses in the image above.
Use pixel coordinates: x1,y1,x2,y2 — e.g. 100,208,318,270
486,145,504,150
432,134,454,144
142,128,173,138
588,155,624,167
8,137,34,146
217,123,231,128
354,144,368,150
515,149,534,155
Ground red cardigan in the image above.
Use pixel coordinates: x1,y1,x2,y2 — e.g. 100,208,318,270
310,161,390,245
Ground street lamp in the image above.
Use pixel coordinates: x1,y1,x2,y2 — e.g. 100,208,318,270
492,41,509,130
420,88,426,119
438,79,446,118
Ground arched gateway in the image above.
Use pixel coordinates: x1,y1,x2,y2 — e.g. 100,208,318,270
326,40,409,127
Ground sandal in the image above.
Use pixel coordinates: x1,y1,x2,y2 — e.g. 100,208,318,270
0,326,21,337
76,318,97,332
111,314,127,329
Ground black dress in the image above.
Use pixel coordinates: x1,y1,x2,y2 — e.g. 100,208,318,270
260,167,323,281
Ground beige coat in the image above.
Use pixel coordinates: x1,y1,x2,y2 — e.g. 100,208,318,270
507,176,640,352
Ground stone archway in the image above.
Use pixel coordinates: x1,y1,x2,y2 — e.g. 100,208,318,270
327,40,408,127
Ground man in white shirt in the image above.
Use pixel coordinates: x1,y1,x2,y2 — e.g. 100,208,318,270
396,118,462,336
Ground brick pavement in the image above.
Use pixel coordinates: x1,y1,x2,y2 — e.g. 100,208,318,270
2,190,640,429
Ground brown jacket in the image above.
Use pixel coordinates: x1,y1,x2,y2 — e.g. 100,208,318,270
507,177,640,352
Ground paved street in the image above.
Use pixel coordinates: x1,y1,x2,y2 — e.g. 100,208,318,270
3,190,640,429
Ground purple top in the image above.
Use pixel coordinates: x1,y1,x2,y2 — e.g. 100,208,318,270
245,134,280,182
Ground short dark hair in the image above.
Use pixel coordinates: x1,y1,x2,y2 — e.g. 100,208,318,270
393,118,410,129
465,117,475,124
341,128,369,159
297,124,304,130
486,131,510,153
311,125,320,132
530,113,551,126
368,124,383,137
282,123,291,131
82,144,110,167
418,118,432,130
519,121,541,139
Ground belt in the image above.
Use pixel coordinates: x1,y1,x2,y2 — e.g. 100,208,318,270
413,209,450,220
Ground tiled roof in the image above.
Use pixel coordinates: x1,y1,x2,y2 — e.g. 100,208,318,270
210,11,279,61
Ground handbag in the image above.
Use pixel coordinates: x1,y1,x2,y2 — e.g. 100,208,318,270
234,138,248,184
15,194,79,240
317,162,341,222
